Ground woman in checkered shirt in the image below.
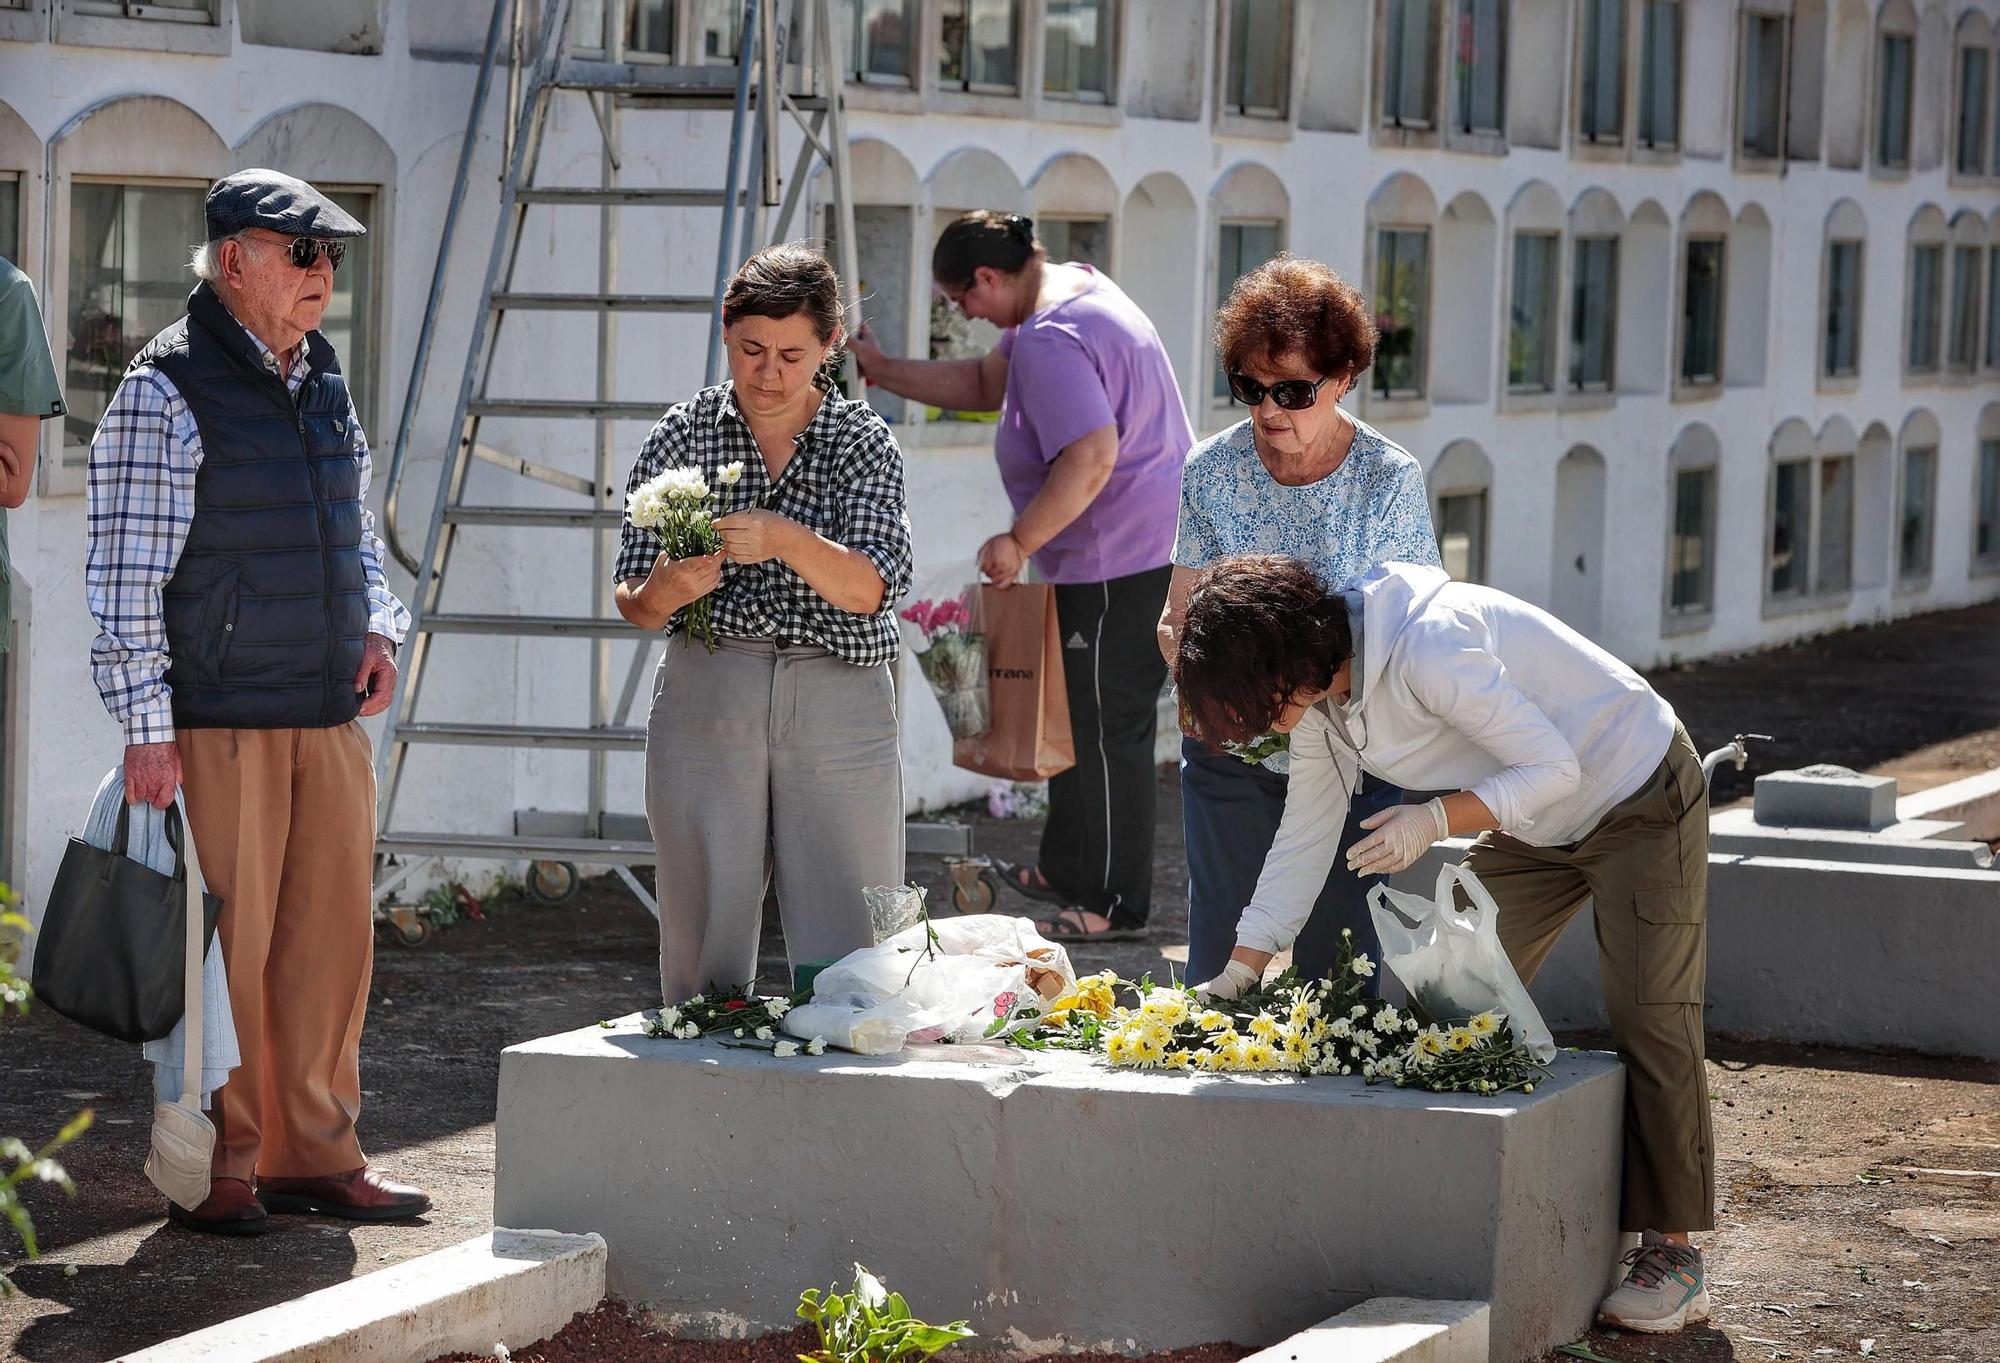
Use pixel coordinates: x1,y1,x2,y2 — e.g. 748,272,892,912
614,243,915,1007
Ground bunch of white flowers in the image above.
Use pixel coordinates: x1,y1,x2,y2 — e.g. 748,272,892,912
624,461,745,652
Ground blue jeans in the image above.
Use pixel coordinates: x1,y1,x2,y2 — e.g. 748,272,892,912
1180,735,1400,985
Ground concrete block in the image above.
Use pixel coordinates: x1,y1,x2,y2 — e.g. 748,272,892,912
1399,842,2000,1058
1754,766,1899,830
116,1229,605,1363
1241,1298,1490,1363
494,1026,1624,1363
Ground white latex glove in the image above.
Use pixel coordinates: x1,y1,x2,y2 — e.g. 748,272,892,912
1193,959,1261,1001
1345,797,1450,877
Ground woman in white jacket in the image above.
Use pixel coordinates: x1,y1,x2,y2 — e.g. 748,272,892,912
1174,555,1713,1338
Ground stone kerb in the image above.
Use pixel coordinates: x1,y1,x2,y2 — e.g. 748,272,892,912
493,1024,1624,1363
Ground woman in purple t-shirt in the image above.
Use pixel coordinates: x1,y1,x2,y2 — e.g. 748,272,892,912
850,211,1194,941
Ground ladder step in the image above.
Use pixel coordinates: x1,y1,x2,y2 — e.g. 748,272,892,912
492,291,713,313
423,613,636,638
516,187,742,207
376,831,656,864
468,398,663,420
443,505,624,528
397,722,645,751
552,60,825,104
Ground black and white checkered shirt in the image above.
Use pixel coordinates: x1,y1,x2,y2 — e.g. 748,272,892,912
614,381,913,667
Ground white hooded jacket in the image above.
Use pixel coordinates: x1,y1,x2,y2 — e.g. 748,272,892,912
1234,562,1677,956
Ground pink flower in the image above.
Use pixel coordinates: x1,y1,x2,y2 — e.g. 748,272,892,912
993,991,1019,1017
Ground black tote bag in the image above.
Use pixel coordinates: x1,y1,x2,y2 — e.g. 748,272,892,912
31,802,222,1044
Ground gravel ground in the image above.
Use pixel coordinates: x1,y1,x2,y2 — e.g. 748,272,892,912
4,600,1999,1363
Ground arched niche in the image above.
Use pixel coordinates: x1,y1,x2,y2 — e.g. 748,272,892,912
1500,182,1563,400
1904,202,1949,377
926,147,1028,218
1912,0,1952,171
1434,191,1496,405
1619,200,1671,395
1363,173,1438,408
1855,419,1896,589
236,104,396,427
1662,422,1723,619
1824,0,1872,169
1030,153,1118,272
1551,445,1608,637
810,140,921,422
1896,407,1943,581
1814,413,1860,594
1430,439,1494,583
1565,188,1625,400
1726,203,1772,387
47,96,229,492
1120,172,1200,408
1207,163,1290,408
1788,0,1828,161
0,100,41,275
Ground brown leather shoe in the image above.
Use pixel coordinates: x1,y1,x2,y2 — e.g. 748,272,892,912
257,1167,432,1222
166,1177,270,1236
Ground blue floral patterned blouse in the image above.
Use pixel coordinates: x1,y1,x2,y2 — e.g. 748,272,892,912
1173,415,1439,771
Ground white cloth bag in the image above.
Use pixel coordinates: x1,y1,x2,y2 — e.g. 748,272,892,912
782,914,1076,1055
144,791,217,1210
1367,861,1557,1063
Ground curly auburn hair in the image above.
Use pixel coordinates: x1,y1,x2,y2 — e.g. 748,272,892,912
1174,555,1354,748
1213,254,1378,385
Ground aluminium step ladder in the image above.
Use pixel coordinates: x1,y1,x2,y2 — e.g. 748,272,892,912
370,0,864,914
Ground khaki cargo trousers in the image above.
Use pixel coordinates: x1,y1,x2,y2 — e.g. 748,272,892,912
1459,722,1714,1233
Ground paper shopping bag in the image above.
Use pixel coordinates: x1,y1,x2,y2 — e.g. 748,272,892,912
951,583,1075,781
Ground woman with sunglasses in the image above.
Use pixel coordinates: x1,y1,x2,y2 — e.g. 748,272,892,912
1155,254,1439,989
849,211,1193,942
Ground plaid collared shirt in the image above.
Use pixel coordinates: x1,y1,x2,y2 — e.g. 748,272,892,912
85,311,410,746
614,381,913,667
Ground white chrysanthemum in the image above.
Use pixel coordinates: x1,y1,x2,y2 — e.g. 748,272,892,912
805,1037,826,1055
675,1022,700,1039
717,460,746,486
653,465,710,501
1351,953,1376,978
754,1026,773,1041
1349,1004,1369,1020
773,1039,800,1058
766,996,792,1019
1373,1005,1401,1030
658,1005,681,1029
1329,1018,1352,1039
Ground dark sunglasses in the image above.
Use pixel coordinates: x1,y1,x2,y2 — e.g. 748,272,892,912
262,236,346,271
1227,372,1331,411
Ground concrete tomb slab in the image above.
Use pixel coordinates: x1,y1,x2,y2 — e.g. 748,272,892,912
1754,766,1899,830
494,1021,1624,1363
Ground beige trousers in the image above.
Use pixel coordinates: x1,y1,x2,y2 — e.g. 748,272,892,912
1460,723,1715,1233
176,722,376,1183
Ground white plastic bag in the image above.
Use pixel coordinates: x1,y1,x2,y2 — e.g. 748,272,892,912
1367,862,1556,1063
781,914,1075,1055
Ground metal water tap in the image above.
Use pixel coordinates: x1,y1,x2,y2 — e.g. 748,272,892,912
1700,733,1772,791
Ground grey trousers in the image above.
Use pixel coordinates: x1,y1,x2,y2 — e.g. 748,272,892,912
645,636,904,1004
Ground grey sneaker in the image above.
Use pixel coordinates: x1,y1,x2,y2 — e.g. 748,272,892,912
1596,1232,1709,1333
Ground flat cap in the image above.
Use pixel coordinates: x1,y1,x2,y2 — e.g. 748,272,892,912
205,168,367,242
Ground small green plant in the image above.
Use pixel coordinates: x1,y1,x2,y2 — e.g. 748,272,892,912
796,1263,974,1363
0,887,92,1295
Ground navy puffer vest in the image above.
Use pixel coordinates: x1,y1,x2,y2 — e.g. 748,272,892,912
134,283,367,730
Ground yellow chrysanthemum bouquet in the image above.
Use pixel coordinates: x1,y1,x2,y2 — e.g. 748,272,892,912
993,929,1547,1095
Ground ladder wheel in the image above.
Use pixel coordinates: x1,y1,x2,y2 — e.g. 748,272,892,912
396,918,432,948
527,860,580,905
951,870,998,916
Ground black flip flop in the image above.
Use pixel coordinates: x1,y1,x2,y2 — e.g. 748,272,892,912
1035,909,1148,943
992,858,1071,909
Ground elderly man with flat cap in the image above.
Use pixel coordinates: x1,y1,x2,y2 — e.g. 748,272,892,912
84,168,426,1234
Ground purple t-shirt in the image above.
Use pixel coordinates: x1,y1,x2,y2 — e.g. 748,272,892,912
993,267,1193,584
